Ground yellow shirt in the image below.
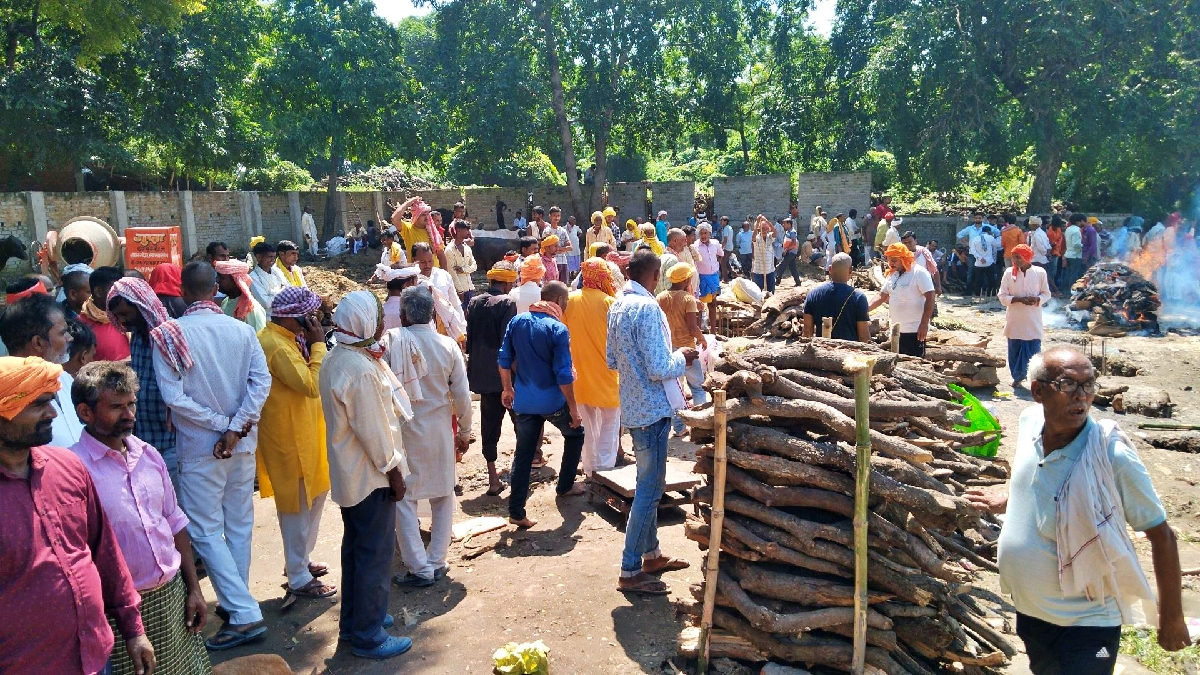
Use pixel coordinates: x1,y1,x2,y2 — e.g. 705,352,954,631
255,323,331,513
657,289,700,350
562,288,619,409
400,220,441,267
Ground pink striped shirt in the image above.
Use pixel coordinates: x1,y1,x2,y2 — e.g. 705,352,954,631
71,431,189,591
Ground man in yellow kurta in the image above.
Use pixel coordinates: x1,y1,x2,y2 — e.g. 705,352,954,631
256,286,335,599
391,195,449,270
562,257,621,477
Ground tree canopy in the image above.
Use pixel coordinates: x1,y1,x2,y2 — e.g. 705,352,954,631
3,0,1197,216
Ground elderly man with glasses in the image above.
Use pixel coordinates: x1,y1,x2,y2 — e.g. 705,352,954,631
967,346,1190,675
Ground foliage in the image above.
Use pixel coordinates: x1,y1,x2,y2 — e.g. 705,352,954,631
447,147,563,187
1120,626,1200,674
237,160,315,192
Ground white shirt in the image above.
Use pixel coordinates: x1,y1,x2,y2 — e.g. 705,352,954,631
250,265,287,313
1029,228,1052,264
564,224,583,259
425,268,462,319
881,266,935,332
721,225,735,252
510,281,542,315
881,226,901,248
392,324,473,501
152,310,270,464
998,265,1051,340
970,233,995,266
51,370,84,448
844,217,858,239
301,213,317,238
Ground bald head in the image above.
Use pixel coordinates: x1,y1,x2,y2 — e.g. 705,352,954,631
828,253,853,283
181,261,218,305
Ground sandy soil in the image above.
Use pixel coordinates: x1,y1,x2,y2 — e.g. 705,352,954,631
200,262,1199,674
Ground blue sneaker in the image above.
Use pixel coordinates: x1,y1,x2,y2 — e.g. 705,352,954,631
339,614,394,642
352,635,413,660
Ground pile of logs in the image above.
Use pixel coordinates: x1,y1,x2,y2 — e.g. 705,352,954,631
916,339,1005,389
1069,262,1161,335
676,337,1014,674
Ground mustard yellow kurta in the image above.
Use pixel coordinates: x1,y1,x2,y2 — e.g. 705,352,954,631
256,322,330,513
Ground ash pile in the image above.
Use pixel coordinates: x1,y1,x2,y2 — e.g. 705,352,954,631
1068,262,1160,335
677,338,1015,674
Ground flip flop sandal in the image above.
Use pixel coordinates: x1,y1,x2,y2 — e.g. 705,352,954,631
643,556,690,574
530,458,548,469
485,486,505,496
205,625,268,651
308,562,329,578
617,573,669,595
290,579,337,599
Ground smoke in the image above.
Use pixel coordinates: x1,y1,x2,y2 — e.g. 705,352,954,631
1123,223,1200,329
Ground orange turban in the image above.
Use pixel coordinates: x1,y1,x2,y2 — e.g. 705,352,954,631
487,261,518,283
5,280,48,305
1011,243,1034,278
520,255,546,282
0,356,62,420
884,243,914,272
581,257,616,296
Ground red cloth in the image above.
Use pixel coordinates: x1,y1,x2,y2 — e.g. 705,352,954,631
0,445,144,674
79,315,132,361
148,263,183,297
4,280,48,305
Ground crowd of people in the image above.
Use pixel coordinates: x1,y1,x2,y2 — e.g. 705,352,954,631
1,192,1194,675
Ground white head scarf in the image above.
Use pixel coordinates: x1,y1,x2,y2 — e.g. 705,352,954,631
332,290,415,421
374,263,419,283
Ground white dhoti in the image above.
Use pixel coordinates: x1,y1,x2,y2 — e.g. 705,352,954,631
579,404,621,475
395,495,455,580
277,479,327,590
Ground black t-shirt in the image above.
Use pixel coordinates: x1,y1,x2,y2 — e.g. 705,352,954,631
802,281,869,342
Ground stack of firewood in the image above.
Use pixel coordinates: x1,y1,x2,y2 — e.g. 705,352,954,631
1069,262,1160,335
676,337,1014,674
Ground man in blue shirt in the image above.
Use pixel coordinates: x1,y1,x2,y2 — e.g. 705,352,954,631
606,251,699,595
655,211,670,247
734,220,754,275
969,346,1189,674
498,281,584,528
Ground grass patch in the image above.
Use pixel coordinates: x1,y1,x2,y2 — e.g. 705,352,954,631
931,317,968,331
1120,626,1200,673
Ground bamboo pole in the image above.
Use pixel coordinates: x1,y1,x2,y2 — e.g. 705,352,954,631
821,316,833,338
850,357,876,674
889,324,901,353
699,389,729,674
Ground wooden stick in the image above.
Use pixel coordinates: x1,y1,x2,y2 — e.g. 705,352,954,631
698,389,728,674
890,324,900,353
851,356,876,674
1138,422,1200,431
822,316,833,338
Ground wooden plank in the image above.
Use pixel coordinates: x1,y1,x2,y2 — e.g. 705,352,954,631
591,458,700,499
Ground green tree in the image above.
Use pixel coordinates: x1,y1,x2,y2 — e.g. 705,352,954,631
259,0,416,238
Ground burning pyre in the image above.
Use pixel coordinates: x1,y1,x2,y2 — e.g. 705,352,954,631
1067,262,1161,335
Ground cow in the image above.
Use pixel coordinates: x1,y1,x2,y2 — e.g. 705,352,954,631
0,236,29,273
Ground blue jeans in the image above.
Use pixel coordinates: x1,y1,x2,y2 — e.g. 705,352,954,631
752,271,776,293
509,405,585,521
672,360,708,434
621,417,671,572
340,487,396,650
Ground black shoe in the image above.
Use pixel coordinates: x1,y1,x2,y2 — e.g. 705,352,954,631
392,572,435,588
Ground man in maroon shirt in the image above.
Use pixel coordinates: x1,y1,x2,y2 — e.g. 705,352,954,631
0,356,154,675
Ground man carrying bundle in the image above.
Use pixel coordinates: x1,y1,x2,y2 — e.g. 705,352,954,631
968,346,1190,674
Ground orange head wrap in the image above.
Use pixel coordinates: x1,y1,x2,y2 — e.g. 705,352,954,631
1010,244,1034,278
487,261,518,283
213,260,255,321
884,242,914,273
0,356,62,420
581,257,617,296
520,255,546,283
5,280,48,305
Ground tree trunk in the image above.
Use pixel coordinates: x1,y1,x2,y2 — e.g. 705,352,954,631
737,109,751,167
1027,116,1064,213
536,1,585,224
324,140,342,242
591,111,611,214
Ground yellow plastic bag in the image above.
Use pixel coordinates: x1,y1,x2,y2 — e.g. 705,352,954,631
493,640,550,674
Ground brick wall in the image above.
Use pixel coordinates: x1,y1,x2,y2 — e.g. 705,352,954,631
0,194,33,279
713,175,791,223
464,187,528,231
42,192,112,232
607,183,648,226
342,192,376,232
259,192,294,244
125,192,181,229
796,172,871,228
192,191,245,251
649,181,695,227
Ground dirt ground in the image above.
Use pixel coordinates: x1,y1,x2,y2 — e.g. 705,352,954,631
201,261,1200,674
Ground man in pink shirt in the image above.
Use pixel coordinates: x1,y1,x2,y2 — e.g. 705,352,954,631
998,245,1051,386
0,356,152,675
70,361,211,671
693,222,724,329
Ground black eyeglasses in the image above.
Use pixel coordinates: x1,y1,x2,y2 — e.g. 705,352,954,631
1037,378,1097,395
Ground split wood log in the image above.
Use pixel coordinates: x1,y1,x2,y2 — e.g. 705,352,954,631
928,458,983,477
919,346,1006,367
892,616,954,652
716,571,894,632
943,650,1006,667
731,340,898,375
731,560,893,607
704,370,767,403
677,625,768,663
944,597,1016,658
907,416,997,448
763,375,953,421
928,531,999,573
726,424,980,531
679,396,933,463
697,446,855,495
875,603,939,618
777,368,854,398
890,368,956,400
818,623,900,652
720,514,851,577
685,517,764,562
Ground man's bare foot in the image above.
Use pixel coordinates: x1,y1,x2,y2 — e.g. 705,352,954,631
509,517,537,528
557,483,588,497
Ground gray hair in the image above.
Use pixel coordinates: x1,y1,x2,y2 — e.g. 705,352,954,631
698,223,713,234
830,252,853,270
1028,345,1092,383
667,227,686,242
71,361,139,409
399,286,435,325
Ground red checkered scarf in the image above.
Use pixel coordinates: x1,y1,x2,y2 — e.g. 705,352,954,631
411,198,444,252
213,260,254,321
149,301,223,375
106,278,169,332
